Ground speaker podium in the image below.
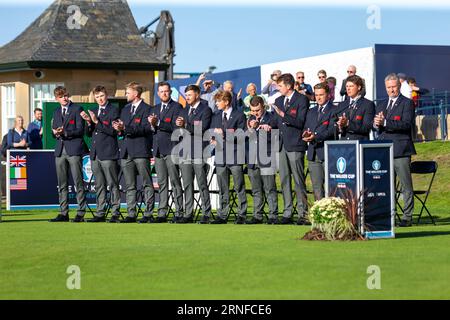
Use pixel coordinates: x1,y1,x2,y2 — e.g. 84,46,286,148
324,141,395,239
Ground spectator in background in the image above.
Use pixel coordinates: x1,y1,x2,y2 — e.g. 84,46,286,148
7,116,30,150
340,65,366,100
262,69,282,97
27,108,43,149
327,76,337,103
295,71,314,100
196,72,220,112
397,73,412,99
223,80,244,112
243,83,267,116
407,77,429,108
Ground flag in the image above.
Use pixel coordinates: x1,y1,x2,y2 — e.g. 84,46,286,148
10,155,27,167
10,179,27,191
10,167,27,179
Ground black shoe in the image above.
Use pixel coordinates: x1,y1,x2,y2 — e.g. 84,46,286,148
398,219,412,227
121,216,137,223
171,216,183,224
109,215,121,223
235,216,246,225
267,218,279,225
198,216,211,224
296,217,311,226
280,217,293,225
154,217,168,223
246,217,263,225
211,218,227,224
178,216,194,224
49,214,69,222
87,216,106,223
72,215,85,223
139,216,154,224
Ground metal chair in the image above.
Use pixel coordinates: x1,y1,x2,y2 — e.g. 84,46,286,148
396,161,437,225
411,161,438,225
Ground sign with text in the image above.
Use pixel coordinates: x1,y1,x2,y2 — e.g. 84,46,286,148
360,142,395,239
325,141,360,199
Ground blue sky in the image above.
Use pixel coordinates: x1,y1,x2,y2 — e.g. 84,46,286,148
0,2,449,73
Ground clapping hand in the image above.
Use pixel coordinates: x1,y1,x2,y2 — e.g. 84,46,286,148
337,113,348,130
374,112,385,128
88,110,98,124
302,128,315,142
148,114,158,127
80,111,91,122
272,105,285,118
112,119,124,132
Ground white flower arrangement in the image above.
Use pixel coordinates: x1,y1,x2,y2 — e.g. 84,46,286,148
304,197,363,241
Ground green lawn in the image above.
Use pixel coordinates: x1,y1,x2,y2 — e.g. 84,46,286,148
0,141,449,300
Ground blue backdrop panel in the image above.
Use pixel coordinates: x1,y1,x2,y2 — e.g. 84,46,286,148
375,44,450,100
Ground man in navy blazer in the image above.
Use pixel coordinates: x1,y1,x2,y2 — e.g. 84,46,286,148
374,73,416,227
50,86,87,223
175,85,212,223
302,83,337,201
112,82,155,223
246,96,280,225
81,86,121,222
335,75,375,141
273,73,310,225
209,90,248,224
149,82,184,223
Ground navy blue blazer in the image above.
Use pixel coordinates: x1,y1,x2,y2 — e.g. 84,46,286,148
303,101,336,162
274,90,310,152
177,100,212,160
334,97,375,141
375,94,416,158
86,103,120,161
52,102,87,157
247,110,279,169
209,108,247,167
152,99,183,157
118,100,154,159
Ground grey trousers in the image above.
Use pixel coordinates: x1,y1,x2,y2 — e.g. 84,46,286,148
394,156,414,221
180,159,212,218
248,167,278,220
155,155,183,218
91,158,120,217
121,157,155,218
308,159,325,201
215,165,248,219
278,148,308,218
55,149,87,217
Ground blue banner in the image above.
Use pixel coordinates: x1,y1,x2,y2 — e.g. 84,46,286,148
7,150,158,211
325,141,359,199
361,142,395,238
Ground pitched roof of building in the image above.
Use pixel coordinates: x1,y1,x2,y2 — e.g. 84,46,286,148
0,0,168,71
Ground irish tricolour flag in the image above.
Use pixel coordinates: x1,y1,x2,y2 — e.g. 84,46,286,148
10,167,27,179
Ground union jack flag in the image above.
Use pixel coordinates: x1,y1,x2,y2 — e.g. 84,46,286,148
10,155,27,167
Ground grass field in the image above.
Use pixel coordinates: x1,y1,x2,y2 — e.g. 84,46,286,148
0,141,449,300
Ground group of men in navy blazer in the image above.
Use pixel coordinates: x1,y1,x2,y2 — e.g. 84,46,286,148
49,71,416,227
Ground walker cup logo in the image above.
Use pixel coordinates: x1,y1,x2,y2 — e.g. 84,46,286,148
337,157,347,174
82,156,93,183
372,160,381,171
